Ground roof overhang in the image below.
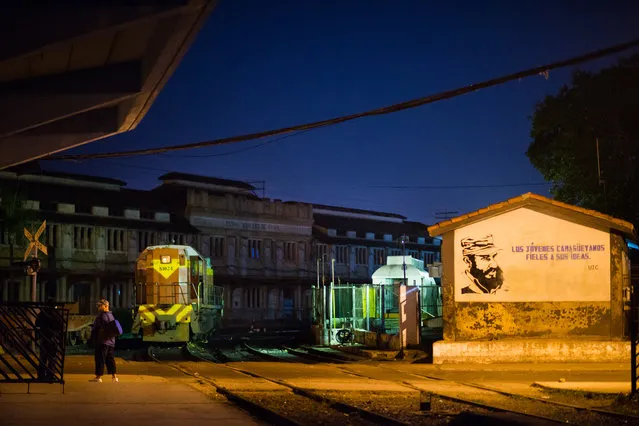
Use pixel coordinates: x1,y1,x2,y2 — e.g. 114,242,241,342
428,192,636,239
372,264,430,281
0,1,217,170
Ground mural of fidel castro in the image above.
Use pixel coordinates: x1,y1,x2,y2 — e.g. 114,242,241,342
460,235,506,294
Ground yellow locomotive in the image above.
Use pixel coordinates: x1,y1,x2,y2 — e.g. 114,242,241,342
131,245,223,343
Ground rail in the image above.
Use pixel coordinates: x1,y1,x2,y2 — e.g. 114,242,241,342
386,367,639,425
182,344,408,426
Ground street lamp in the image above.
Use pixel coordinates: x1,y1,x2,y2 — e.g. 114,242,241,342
316,251,330,344
316,252,329,289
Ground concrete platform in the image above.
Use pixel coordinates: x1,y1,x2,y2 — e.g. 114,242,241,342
3,354,632,425
433,340,630,364
533,381,630,394
0,374,264,426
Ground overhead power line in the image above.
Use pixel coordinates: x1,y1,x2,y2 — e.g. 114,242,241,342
159,129,314,158
89,159,551,190
70,158,553,192
47,38,639,161
370,182,552,190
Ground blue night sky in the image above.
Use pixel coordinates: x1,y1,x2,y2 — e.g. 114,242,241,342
44,0,639,225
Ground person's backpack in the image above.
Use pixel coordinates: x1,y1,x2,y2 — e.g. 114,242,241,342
103,319,123,339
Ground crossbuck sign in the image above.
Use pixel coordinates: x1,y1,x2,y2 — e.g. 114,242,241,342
24,220,47,261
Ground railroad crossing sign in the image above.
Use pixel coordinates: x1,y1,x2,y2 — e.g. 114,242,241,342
24,220,47,261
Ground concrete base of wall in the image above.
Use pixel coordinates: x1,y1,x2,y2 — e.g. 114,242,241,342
433,339,630,364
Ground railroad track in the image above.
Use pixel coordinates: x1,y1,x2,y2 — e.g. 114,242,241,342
243,343,314,363
244,343,356,364
298,345,368,362
147,345,302,425
282,345,350,364
148,344,408,426
145,344,639,425
185,346,571,425
442,377,639,423
183,342,262,363
182,347,406,426
371,366,639,426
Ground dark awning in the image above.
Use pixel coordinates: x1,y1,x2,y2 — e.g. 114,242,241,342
0,1,217,169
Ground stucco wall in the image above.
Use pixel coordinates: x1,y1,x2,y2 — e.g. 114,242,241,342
441,235,455,341
452,302,610,340
442,207,627,341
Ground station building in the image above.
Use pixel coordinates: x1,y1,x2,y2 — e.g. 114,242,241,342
427,193,635,363
156,172,316,330
0,164,440,334
312,204,441,284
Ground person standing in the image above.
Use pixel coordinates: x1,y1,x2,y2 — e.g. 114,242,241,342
90,299,118,383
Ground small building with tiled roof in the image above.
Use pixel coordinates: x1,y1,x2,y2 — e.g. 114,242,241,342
427,192,635,364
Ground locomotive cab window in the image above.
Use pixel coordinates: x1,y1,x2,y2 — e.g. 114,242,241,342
161,255,171,264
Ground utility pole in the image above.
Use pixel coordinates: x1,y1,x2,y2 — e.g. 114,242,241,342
315,257,320,327
322,254,325,287
31,244,37,302
380,280,385,334
399,234,408,354
24,221,47,302
24,221,47,353
329,258,335,345
320,253,327,343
